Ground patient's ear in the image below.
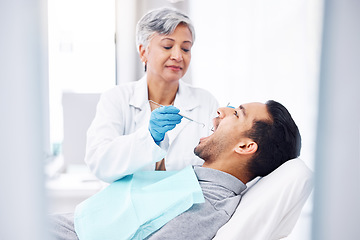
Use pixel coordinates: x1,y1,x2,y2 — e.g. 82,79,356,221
234,140,258,155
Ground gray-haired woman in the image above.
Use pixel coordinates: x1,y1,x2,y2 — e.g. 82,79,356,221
85,7,219,183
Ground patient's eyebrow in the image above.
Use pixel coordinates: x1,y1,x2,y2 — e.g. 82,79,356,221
239,105,246,116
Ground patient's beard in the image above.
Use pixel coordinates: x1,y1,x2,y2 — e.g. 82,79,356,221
194,138,224,163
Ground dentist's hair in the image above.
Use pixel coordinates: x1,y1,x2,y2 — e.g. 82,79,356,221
135,7,195,52
246,100,301,179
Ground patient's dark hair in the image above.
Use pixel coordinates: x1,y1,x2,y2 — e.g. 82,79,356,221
246,100,301,179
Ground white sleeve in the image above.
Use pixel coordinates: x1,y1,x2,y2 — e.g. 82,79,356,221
84,92,166,183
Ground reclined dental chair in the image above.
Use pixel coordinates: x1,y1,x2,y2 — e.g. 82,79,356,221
74,157,312,240
214,158,313,240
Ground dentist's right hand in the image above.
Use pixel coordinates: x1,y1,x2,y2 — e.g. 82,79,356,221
149,106,183,145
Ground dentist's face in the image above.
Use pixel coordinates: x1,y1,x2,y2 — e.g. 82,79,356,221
194,102,270,162
140,24,193,83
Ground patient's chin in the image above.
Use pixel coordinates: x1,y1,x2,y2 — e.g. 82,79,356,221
194,145,203,159
194,144,211,162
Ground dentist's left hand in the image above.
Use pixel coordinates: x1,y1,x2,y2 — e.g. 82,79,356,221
149,106,183,145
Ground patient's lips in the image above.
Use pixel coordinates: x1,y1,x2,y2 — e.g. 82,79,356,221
199,129,213,143
199,135,209,143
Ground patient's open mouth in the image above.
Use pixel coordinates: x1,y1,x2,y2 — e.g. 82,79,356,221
200,122,217,143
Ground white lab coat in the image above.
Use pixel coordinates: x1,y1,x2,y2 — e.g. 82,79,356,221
85,75,219,182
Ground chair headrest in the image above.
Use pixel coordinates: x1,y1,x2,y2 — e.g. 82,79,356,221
214,158,314,240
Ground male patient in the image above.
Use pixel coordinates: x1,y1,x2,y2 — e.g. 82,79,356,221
51,100,301,240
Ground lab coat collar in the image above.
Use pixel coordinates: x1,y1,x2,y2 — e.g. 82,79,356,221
129,75,149,111
128,75,199,111
174,80,200,111
170,80,200,144
128,75,200,145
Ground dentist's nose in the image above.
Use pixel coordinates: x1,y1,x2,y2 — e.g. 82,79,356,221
170,46,183,62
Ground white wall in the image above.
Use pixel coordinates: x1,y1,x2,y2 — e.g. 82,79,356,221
190,0,323,169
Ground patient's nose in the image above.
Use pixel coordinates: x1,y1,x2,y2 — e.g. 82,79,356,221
217,107,231,119
218,104,238,118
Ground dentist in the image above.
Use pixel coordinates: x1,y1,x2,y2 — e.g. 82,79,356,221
85,8,219,183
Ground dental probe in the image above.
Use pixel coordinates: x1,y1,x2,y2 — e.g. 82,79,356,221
148,100,206,127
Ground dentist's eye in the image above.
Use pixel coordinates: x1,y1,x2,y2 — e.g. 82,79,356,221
234,110,239,118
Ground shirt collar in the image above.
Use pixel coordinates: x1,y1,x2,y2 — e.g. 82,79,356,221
193,165,247,195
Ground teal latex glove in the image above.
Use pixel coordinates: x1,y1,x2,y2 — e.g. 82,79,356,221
149,106,183,145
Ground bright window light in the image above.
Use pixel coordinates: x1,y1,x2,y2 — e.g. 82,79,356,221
47,0,116,149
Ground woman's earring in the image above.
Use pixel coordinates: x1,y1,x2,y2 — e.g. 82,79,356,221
144,62,147,72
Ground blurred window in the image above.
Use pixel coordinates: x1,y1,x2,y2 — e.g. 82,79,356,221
48,0,116,152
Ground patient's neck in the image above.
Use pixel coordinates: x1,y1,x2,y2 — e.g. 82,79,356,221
202,161,251,184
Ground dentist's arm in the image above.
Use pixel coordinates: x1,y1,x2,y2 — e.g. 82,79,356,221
85,93,169,183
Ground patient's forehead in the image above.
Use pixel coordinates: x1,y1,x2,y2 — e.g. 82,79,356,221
241,102,270,122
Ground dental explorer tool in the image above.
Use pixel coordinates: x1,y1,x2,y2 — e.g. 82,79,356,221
148,100,206,128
